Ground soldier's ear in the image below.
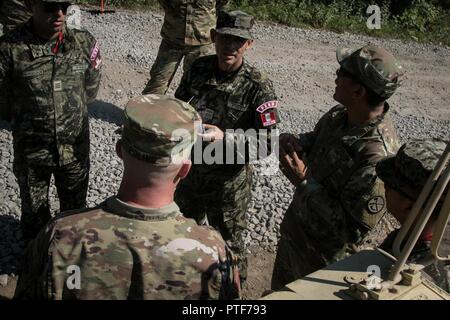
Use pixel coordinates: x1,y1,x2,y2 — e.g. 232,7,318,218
116,140,123,159
211,29,217,43
246,39,254,50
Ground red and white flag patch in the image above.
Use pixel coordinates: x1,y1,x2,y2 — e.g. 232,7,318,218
261,112,277,127
256,100,278,113
89,41,102,70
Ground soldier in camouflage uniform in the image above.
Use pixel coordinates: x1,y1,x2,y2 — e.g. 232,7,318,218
0,0,102,242
142,0,229,95
377,139,450,292
0,0,31,34
174,10,280,284
271,45,403,290
14,94,241,300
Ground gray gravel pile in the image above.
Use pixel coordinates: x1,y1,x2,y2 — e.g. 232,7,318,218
0,8,449,277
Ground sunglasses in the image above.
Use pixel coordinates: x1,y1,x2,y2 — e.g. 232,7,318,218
41,1,71,14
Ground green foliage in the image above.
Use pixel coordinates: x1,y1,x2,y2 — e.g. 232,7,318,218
78,0,450,45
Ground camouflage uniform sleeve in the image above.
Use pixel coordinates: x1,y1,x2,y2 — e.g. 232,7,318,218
0,40,12,122
225,77,280,162
14,223,57,300
295,153,387,241
82,31,101,104
204,245,241,300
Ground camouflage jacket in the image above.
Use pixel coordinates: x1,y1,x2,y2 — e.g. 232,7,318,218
158,0,229,46
0,22,101,166
14,196,241,300
175,55,280,180
282,103,400,269
0,0,30,33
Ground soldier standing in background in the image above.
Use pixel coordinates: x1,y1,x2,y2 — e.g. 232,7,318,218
272,45,403,289
142,0,229,95
0,0,31,34
174,10,280,285
0,0,101,242
14,95,241,300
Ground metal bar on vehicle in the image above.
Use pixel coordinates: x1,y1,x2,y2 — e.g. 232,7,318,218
392,141,450,257
430,166,450,261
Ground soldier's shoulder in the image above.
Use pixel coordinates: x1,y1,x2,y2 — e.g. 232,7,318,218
191,54,216,70
242,61,273,86
0,23,31,47
49,205,106,230
69,27,97,50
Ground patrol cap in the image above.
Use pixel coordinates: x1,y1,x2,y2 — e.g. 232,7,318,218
336,44,404,99
216,10,254,40
121,94,201,166
376,139,447,200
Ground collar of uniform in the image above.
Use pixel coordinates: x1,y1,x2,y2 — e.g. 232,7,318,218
341,102,390,147
28,23,71,58
104,196,182,221
208,55,247,86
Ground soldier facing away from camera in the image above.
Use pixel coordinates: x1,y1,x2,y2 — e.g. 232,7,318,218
142,0,230,95
14,94,241,300
272,44,403,290
174,10,280,285
0,0,31,34
0,0,101,242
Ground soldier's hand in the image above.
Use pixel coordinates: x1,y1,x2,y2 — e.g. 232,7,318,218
280,133,303,158
200,124,224,143
279,142,307,186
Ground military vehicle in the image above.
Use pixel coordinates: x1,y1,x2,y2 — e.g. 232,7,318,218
263,141,450,300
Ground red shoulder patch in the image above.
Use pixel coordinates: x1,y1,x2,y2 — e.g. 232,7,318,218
261,111,277,127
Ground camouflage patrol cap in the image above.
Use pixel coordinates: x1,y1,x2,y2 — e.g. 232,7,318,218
121,94,201,166
216,10,254,40
376,139,447,199
336,44,404,98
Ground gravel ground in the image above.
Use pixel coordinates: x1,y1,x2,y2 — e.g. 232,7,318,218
0,7,449,297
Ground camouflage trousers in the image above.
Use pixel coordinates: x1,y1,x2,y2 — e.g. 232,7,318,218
271,191,350,290
175,166,251,283
13,154,89,242
142,38,213,95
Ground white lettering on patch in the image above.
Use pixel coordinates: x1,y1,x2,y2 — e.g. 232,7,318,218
256,100,278,113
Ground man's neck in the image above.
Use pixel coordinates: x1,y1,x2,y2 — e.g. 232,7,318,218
216,57,243,75
116,182,175,208
347,102,384,126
